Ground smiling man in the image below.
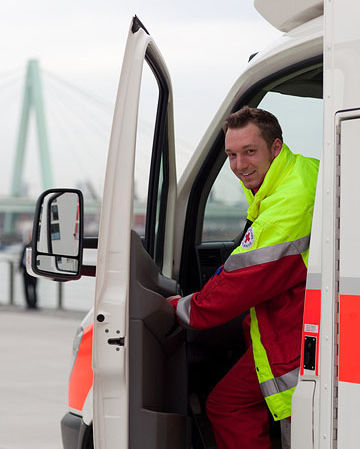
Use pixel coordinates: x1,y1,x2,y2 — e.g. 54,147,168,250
170,106,319,448
225,116,282,191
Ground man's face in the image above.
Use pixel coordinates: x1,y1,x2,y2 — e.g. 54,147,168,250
225,123,282,190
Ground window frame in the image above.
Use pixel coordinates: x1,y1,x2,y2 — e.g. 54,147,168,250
179,55,323,294
141,48,170,269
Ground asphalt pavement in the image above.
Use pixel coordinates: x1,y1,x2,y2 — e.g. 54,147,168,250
0,305,87,449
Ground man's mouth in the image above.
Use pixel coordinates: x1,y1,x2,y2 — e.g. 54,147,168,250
241,170,256,177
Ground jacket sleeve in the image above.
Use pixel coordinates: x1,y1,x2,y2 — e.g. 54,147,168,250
170,244,307,329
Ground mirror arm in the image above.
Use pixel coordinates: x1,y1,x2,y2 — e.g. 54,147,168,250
80,238,97,277
81,265,96,277
83,237,98,249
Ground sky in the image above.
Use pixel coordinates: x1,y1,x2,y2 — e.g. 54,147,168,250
0,0,281,198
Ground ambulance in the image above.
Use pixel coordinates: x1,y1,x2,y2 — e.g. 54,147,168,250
27,0,360,447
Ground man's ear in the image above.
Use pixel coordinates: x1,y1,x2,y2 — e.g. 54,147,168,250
272,138,283,158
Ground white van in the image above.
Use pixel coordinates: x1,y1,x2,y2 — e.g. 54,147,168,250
28,1,360,448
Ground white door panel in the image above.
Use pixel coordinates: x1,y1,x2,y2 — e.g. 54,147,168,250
92,17,176,449
291,381,316,448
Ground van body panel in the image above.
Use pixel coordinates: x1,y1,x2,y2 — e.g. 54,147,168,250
292,2,360,448
254,0,323,32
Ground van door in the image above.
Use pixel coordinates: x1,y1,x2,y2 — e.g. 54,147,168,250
92,17,189,449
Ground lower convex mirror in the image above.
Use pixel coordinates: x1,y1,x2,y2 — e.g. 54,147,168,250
31,189,84,280
36,255,79,274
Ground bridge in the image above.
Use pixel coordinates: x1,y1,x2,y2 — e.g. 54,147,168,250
0,60,245,244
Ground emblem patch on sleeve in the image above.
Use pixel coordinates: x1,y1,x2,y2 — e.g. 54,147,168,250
241,227,255,249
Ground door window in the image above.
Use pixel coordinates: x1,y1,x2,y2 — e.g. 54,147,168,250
133,54,170,268
202,162,248,241
133,61,158,238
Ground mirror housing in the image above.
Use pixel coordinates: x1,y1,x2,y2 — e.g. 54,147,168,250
31,188,84,281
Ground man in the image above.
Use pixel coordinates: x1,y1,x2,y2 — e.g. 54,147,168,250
170,106,319,449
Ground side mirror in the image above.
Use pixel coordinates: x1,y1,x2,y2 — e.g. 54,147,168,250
31,189,84,280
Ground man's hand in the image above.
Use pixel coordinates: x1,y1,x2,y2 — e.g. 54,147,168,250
167,295,181,301
167,295,181,314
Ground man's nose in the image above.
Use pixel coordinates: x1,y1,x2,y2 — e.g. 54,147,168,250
235,154,247,171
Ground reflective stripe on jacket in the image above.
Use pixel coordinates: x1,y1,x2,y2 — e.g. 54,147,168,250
171,144,319,420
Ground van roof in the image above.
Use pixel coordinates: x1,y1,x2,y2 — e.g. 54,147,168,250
254,0,323,32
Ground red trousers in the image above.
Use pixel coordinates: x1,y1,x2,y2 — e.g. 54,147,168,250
206,346,273,449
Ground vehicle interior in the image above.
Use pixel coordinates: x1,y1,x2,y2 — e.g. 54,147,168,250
125,55,323,449
179,59,322,449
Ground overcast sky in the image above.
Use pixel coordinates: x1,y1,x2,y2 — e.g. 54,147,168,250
0,0,281,197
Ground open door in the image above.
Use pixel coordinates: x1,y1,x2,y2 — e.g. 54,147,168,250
92,17,189,449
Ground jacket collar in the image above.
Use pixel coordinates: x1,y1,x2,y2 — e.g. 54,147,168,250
240,144,295,221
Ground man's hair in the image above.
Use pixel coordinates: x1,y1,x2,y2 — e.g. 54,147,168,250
223,106,283,148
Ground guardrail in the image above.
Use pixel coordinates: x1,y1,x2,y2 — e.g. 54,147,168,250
0,252,64,308
0,247,95,312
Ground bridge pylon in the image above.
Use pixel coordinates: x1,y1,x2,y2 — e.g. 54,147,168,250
4,59,53,236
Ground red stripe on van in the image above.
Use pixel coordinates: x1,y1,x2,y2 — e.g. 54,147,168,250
68,324,93,411
300,289,321,376
339,295,360,383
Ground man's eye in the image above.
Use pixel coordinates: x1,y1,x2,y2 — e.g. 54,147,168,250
247,149,255,154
